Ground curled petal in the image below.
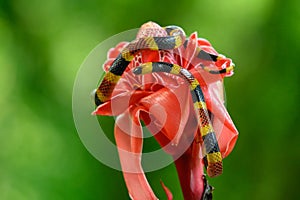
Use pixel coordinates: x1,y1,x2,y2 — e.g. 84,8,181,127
115,108,158,200
93,90,153,116
197,38,212,47
206,81,238,158
139,86,191,146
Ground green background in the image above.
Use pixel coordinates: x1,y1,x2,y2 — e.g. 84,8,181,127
0,0,299,199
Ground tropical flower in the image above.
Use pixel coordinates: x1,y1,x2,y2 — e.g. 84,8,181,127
93,22,238,200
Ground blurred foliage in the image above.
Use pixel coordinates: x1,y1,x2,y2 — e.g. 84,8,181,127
0,0,299,199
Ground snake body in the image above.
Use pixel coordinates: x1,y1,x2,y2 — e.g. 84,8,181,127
94,25,230,177
94,27,185,106
133,62,223,177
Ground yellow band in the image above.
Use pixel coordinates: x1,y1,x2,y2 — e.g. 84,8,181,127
190,79,199,90
141,63,153,74
105,72,121,83
174,35,183,48
170,64,181,75
145,37,159,50
207,152,222,163
96,90,109,102
121,48,134,61
194,101,207,110
200,124,213,136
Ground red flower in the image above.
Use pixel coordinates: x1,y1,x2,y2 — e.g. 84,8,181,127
93,22,238,200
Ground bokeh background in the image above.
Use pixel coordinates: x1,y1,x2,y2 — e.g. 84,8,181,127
0,0,299,199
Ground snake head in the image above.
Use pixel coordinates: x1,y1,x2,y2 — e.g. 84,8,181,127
164,25,186,37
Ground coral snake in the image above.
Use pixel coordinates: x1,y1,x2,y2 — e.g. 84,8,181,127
94,25,234,178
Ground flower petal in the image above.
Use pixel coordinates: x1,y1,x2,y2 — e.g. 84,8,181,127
139,85,191,146
174,141,204,200
93,90,153,116
160,180,173,200
206,81,238,158
115,108,158,200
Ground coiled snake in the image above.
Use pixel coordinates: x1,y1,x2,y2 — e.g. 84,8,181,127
94,25,234,178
